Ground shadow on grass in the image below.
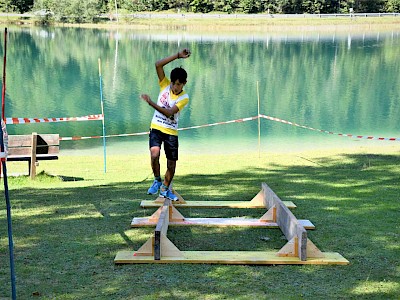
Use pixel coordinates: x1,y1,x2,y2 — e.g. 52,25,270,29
58,175,85,182
0,153,399,299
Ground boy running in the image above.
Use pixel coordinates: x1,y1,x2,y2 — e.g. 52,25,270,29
140,48,191,201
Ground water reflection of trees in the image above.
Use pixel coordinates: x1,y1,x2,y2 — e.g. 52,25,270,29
2,28,399,142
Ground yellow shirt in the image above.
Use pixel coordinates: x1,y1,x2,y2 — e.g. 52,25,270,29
150,77,189,136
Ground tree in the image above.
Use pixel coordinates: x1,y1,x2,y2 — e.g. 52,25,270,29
213,0,240,13
13,0,33,12
240,0,260,13
0,0,33,13
190,0,213,13
44,0,100,23
0,0,14,12
1,0,396,19
302,0,326,13
386,0,400,11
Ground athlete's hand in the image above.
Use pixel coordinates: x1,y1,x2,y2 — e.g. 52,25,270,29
140,94,152,105
178,48,191,59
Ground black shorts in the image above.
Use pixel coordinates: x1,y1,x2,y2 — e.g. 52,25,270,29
149,129,179,161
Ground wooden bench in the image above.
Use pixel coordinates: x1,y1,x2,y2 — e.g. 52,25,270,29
7,132,59,179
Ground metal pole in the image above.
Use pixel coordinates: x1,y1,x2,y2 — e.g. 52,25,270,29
257,81,261,158
98,58,107,173
1,139,16,300
2,28,7,120
1,27,16,300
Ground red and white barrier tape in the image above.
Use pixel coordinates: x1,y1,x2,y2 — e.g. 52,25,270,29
7,112,398,142
5,114,103,124
59,131,149,141
259,114,400,141
178,115,259,131
59,116,258,140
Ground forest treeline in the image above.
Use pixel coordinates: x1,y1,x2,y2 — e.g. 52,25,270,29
0,0,399,23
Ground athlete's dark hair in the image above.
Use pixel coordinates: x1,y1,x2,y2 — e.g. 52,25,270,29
170,67,187,84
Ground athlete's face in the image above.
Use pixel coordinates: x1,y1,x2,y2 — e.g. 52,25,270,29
171,79,185,95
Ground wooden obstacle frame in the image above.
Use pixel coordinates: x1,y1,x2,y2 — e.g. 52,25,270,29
131,200,315,229
140,187,297,209
115,183,348,265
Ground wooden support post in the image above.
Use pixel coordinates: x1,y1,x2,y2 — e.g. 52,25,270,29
134,198,182,259
134,237,154,256
149,203,185,222
30,132,38,179
278,238,325,258
154,199,182,260
259,205,276,222
277,237,299,257
154,200,170,260
248,190,264,207
260,183,323,261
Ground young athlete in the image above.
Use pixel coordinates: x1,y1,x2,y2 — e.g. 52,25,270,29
140,48,191,201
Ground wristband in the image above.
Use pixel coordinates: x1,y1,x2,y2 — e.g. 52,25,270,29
177,52,180,59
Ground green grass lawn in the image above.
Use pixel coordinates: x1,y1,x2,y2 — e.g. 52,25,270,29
1,146,399,299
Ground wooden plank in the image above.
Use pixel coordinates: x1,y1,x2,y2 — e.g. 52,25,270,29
8,135,33,147
154,199,170,260
7,148,33,156
7,154,59,161
131,217,315,229
8,134,59,147
140,200,297,209
115,250,349,265
34,154,59,160
152,199,183,259
261,182,308,260
8,134,59,158
37,134,59,146
7,134,60,177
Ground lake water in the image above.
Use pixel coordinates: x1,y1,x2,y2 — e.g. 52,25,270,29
1,26,399,155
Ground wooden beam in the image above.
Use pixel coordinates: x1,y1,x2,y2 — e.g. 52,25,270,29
132,216,315,229
153,199,183,260
261,182,308,261
154,199,170,260
141,199,297,209
115,251,349,265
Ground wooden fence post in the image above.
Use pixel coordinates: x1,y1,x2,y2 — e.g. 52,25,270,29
30,132,38,179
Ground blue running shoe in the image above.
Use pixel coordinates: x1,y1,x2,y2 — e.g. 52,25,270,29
159,185,179,201
147,180,162,195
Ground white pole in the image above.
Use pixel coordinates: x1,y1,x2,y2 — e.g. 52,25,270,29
114,0,119,23
257,81,261,158
98,58,107,173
